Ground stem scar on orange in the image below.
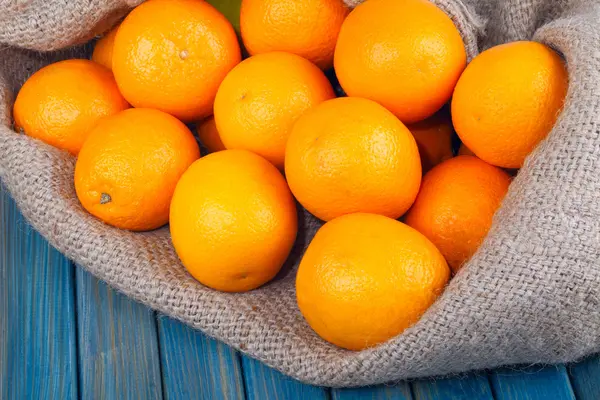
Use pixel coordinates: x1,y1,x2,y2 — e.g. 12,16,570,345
112,0,241,122
74,108,200,231
214,52,335,169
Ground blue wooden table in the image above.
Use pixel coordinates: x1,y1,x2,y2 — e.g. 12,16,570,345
1,183,599,400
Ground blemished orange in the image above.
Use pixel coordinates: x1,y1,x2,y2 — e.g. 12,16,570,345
407,111,454,173
285,97,421,221
296,212,450,351
92,24,120,70
240,0,349,69
334,0,466,123
75,108,200,231
112,0,241,122
214,52,335,169
405,156,511,273
170,150,298,292
452,41,568,168
13,59,129,155
197,116,226,153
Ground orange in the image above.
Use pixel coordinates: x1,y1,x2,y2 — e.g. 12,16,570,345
75,108,200,231
296,212,450,351
13,59,129,155
214,52,335,169
197,116,226,153
240,0,349,69
334,0,466,123
452,41,568,168
170,150,298,292
405,156,511,273
407,111,454,173
92,24,120,70
285,97,421,221
112,0,241,121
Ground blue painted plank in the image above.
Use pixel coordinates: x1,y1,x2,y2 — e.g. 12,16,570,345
332,383,412,400
241,355,329,400
76,267,163,399
0,185,78,399
490,365,575,400
411,373,494,400
568,355,600,400
157,315,245,400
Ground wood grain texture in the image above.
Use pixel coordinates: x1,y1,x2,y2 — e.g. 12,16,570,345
332,384,412,400
241,355,329,400
157,315,245,400
76,267,163,400
568,355,600,400
0,185,78,399
490,365,575,400
411,373,494,400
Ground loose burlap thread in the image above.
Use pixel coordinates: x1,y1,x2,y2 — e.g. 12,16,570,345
1,0,600,387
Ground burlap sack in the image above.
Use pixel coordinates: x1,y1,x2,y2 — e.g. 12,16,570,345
1,0,599,388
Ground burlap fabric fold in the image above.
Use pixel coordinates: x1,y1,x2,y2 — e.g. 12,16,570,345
1,0,600,388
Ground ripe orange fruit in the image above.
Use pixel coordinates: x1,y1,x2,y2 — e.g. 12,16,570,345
285,97,421,221
13,59,129,155
170,150,298,292
296,212,450,351
407,111,454,173
75,108,200,231
197,116,226,153
112,0,241,122
92,24,120,70
240,0,349,69
452,41,568,168
334,0,466,123
405,156,511,273
214,52,335,169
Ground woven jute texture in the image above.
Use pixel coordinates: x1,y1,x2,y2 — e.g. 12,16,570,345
1,0,600,388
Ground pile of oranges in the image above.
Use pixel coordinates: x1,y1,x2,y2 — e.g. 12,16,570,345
12,0,568,351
